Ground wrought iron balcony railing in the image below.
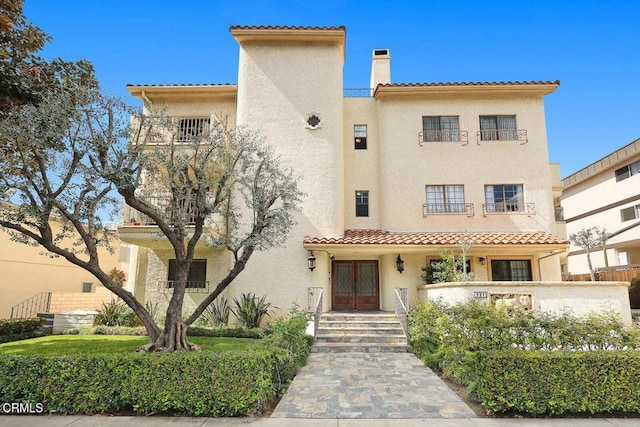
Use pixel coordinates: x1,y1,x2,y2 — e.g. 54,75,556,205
483,202,535,215
477,129,528,144
419,130,469,145
422,203,474,217
122,196,197,226
555,207,565,221
157,280,209,293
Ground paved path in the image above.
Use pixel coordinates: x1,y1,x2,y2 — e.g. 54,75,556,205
271,352,478,419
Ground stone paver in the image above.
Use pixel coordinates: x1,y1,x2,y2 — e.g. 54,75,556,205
271,352,478,419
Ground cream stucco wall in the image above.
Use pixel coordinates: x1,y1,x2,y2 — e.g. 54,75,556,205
374,94,556,233
561,150,640,274
0,221,124,319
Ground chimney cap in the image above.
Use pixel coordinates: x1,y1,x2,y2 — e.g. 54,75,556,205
373,49,390,56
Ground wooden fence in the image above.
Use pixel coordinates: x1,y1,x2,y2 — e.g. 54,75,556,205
564,264,640,283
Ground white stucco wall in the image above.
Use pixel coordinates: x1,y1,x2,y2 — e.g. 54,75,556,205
418,281,632,325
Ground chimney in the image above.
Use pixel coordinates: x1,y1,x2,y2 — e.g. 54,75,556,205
370,49,391,91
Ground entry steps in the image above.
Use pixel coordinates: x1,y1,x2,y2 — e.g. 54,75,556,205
311,312,409,353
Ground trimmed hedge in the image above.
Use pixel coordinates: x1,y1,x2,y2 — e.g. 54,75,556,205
0,318,46,344
64,325,267,338
0,349,292,415
476,349,640,415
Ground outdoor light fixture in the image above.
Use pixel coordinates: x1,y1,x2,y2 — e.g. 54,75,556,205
479,257,486,265
307,251,316,272
396,255,404,273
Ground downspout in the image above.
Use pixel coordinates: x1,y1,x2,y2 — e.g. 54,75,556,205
141,91,152,108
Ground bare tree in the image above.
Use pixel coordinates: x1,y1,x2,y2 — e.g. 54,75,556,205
0,87,302,351
569,226,608,281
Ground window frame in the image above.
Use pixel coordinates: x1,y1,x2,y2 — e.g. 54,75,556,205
484,184,525,213
355,190,369,217
490,259,533,281
621,204,640,222
167,259,207,289
479,115,517,141
422,116,461,142
177,117,211,142
615,159,640,182
425,184,466,214
354,124,367,150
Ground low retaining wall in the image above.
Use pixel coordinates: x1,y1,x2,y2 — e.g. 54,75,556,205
417,281,632,326
51,311,97,334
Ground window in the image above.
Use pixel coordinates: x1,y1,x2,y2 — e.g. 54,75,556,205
621,204,640,222
178,117,210,142
167,259,207,289
355,190,369,217
615,159,640,182
479,115,517,141
484,184,524,212
422,116,460,142
491,260,532,281
425,185,466,214
354,125,367,149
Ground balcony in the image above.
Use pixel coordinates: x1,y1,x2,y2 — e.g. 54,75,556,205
483,202,535,215
135,116,211,145
121,196,197,226
476,129,528,144
157,280,209,293
555,207,565,221
422,203,474,217
419,130,469,146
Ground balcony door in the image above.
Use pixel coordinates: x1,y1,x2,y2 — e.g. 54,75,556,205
331,260,379,311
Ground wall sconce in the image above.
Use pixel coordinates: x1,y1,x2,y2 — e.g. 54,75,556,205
396,254,404,273
307,251,316,271
479,257,486,265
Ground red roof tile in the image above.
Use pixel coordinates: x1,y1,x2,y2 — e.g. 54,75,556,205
229,25,346,31
303,230,568,246
376,81,560,88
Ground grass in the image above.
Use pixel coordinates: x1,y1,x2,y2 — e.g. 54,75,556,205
0,335,263,356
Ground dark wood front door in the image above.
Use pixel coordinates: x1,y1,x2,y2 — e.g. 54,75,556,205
332,260,379,311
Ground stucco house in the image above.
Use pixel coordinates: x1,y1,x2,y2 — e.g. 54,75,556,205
118,25,578,320
561,137,640,276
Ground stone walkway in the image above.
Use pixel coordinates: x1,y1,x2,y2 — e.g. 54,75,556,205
271,353,478,419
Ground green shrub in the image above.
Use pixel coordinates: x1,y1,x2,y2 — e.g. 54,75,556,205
231,293,274,328
476,349,640,415
94,299,136,327
187,326,266,339
409,300,640,387
0,318,46,343
265,306,313,386
0,349,294,416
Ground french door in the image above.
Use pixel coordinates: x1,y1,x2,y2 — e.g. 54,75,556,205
331,260,379,311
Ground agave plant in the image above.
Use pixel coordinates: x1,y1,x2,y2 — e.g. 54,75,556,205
203,296,231,326
231,293,274,328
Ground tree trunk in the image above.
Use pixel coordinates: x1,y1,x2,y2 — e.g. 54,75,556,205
586,249,596,281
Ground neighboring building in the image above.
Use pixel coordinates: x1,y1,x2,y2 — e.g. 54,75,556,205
121,26,567,315
0,211,132,319
561,138,640,275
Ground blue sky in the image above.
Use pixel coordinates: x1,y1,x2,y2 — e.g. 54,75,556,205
24,0,640,178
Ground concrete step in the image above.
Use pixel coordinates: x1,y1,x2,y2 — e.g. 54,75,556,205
320,313,398,322
311,342,410,353
315,334,407,344
320,320,401,328
316,326,405,335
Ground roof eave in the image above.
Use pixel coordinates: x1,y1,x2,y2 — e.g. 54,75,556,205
127,85,238,100
374,83,559,99
230,27,346,45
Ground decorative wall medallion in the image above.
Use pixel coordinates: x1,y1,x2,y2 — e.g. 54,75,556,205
490,293,533,311
305,112,322,129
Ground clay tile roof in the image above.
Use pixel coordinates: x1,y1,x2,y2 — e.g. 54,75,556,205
229,25,346,31
376,80,560,88
303,230,568,246
126,83,236,88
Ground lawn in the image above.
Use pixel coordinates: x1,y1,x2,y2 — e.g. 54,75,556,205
0,335,263,355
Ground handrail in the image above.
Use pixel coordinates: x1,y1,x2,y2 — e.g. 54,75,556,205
394,288,409,338
418,130,469,145
11,292,52,319
157,280,210,293
423,203,474,217
308,287,323,336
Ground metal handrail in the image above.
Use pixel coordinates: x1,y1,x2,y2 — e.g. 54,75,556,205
11,292,51,318
423,203,474,217
308,287,323,336
122,195,198,226
394,288,409,338
477,129,528,144
419,130,469,145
